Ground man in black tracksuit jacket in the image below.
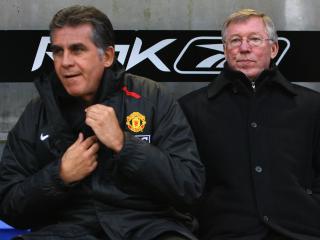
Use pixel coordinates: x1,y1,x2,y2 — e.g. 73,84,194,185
0,5,204,240
179,9,320,240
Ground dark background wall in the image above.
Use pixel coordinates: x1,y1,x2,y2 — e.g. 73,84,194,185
1,0,320,145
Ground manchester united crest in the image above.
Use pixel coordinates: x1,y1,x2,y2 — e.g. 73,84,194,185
126,112,146,133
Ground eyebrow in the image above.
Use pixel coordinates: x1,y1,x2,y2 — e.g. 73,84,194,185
51,43,89,54
229,32,264,37
50,44,62,52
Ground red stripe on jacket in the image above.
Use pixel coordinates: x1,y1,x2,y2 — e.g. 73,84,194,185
122,86,141,99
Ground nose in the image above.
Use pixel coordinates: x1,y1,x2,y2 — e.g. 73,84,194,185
239,39,251,52
61,51,74,67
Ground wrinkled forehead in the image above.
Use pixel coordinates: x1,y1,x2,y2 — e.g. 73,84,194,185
225,16,268,37
51,23,94,42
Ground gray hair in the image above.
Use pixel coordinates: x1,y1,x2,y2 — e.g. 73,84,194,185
49,5,115,52
221,9,278,43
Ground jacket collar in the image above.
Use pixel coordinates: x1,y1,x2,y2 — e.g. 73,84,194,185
49,60,125,104
34,61,125,134
207,63,297,98
92,61,125,103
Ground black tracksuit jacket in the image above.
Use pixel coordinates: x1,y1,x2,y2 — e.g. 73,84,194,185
0,62,205,239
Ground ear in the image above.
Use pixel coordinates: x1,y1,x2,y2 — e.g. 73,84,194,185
270,41,279,60
103,46,115,68
223,42,227,55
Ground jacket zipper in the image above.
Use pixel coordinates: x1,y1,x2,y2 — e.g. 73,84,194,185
251,80,256,93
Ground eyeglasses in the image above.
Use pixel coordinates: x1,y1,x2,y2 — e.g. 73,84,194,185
224,36,272,48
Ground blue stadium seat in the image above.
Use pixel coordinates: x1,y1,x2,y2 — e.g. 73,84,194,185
0,221,29,240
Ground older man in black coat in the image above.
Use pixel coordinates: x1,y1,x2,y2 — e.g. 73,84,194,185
180,8,320,240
